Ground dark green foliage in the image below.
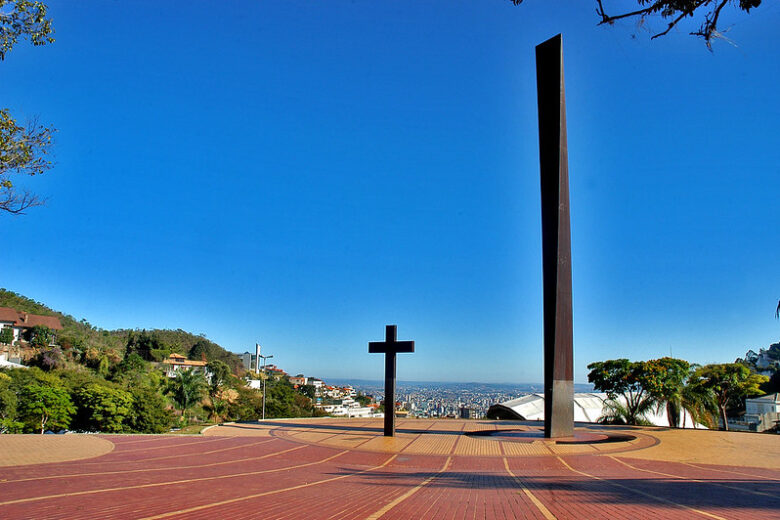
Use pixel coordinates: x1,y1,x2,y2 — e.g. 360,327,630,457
189,338,243,374
693,363,767,430
27,324,53,347
264,378,318,418
166,368,208,422
0,373,22,433
16,383,74,433
299,384,317,400
71,383,133,433
227,386,264,422
127,385,175,433
0,326,13,344
354,392,372,407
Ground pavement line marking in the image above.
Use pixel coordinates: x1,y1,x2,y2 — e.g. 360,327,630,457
681,462,780,482
138,453,399,520
609,456,777,499
80,436,226,460
556,457,727,520
0,445,335,506
363,456,452,520
0,439,286,484
503,457,557,520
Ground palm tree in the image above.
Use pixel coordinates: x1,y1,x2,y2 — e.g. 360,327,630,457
599,395,656,426
679,379,717,429
166,369,207,423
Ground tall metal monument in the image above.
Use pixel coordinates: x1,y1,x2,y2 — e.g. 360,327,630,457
368,325,415,437
536,34,574,438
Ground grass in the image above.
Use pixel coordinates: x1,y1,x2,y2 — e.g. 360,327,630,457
168,423,216,435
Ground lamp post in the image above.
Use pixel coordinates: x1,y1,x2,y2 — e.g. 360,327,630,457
259,354,273,421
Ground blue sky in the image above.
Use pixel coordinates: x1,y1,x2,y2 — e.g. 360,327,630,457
1,1,778,384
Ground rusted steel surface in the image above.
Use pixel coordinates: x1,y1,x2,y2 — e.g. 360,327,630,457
536,34,574,438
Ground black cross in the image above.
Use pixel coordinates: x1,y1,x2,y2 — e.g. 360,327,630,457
368,325,414,437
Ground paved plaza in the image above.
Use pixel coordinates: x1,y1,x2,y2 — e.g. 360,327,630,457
0,418,778,519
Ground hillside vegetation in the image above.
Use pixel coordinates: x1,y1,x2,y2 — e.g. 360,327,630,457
0,289,322,434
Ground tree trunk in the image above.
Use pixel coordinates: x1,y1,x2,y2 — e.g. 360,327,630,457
720,405,729,431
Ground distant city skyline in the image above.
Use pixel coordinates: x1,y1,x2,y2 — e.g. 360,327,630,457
1,1,778,383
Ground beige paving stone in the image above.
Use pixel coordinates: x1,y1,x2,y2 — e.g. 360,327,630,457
0,435,114,467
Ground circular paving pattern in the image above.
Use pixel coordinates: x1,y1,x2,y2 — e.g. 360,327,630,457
0,419,777,519
209,418,659,457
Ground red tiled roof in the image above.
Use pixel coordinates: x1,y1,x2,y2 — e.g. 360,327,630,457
0,307,63,330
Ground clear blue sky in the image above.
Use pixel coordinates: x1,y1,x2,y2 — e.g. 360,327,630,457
1,1,778,384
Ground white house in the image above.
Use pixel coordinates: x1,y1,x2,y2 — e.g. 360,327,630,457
0,307,63,345
730,393,780,432
161,353,211,379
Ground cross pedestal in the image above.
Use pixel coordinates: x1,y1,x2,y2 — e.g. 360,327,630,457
368,325,414,437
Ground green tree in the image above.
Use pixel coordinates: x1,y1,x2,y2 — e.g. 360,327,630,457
679,375,718,428
1,1,56,214
642,357,691,427
206,360,232,394
126,385,175,433
16,383,74,433
299,384,317,400
72,383,133,433
226,386,264,422
587,359,659,425
28,324,53,348
166,369,207,423
694,363,768,430
0,372,22,433
0,326,13,344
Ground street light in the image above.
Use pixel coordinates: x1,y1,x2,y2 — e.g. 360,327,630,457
259,354,273,421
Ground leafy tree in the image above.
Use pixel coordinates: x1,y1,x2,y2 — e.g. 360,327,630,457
1,1,56,214
206,360,232,394
71,382,133,433
642,357,691,427
0,0,54,60
694,363,768,430
28,324,53,347
0,326,13,344
299,384,317,400
679,375,718,428
16,383,74,433
205,387,238,423
0,372,23,433
126,385,175,433
225,386,264,422
587,359,659,425
166,368,207,423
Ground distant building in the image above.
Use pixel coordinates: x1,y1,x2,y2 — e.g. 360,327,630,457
241,352,255,371
459,407,475,419
729,393,780,433
161,353,210,379
0,307,63,345
289,376,307,386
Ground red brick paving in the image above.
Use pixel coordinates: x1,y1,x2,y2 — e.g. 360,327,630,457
0,429,778,519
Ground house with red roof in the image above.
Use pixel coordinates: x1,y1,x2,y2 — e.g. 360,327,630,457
0,307,63,346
